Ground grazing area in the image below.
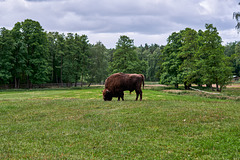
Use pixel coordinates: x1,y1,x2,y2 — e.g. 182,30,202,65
0,86,240,159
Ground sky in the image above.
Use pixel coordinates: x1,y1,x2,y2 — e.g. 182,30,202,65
0,0,240,48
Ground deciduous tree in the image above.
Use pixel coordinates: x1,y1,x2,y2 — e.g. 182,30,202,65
0,28,14,84
21,19,49,88
110,35,146,74
179,28,198,89
87,42,108,86
197,24,232,91
160,32,183,88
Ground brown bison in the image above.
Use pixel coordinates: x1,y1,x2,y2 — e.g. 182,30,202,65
103,73,144,101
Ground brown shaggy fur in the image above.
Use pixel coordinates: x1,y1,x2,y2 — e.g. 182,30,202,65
103,73,144,101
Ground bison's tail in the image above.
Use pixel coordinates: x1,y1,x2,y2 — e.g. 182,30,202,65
141,74,145,89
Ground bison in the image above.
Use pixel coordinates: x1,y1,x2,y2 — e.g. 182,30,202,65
103,73,144,101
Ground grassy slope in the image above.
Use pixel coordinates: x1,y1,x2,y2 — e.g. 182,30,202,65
0,87,240,159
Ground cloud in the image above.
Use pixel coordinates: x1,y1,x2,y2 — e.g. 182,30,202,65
220,29,240,44
0,0,240,48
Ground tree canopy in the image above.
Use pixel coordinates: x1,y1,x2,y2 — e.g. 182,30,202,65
159,24,233,91
0,19,237,92
110,35,147,74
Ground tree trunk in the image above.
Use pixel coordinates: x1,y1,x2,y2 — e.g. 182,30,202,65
216,78,220,92
219,85,223,92
17,79,20,89
184,82,191,90
74,75,78,87
216,83,219,92
175,83,178,89
81,72,83,87
61,55,63,87
27,75,30,89
14,77,18,88
206,84,212,88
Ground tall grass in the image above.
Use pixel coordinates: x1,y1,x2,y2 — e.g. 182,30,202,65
0,87,240,159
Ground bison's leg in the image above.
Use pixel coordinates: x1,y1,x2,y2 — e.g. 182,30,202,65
118,92,124,101
121,92,124,101
121,93,124,101
119,96,124,101
135,90,142,101
135,90,139,101
139,89,142,101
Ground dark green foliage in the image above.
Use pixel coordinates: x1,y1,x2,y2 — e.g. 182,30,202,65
197,24,232,91
224,42,240,77
87,42,108,84
75,34,90,86
21,19,49,87
0,19,94,88
47,32,65,83
62,33,76,84
62,33,90,86
110,35,147,74
10,19,49,88
0,28,14,84
136,44,162,81
160,32,183,88
11,22,27,88
0,20,238,91
179,28,198,88
51,32,65,84
159,24,233,91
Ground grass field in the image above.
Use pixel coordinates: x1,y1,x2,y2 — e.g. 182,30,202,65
0,86,240,159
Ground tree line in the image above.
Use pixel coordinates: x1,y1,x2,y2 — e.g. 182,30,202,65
0,19,106,88
160,24,236,92
0,19,239,91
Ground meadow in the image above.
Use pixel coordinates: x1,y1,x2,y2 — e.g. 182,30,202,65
0,86,240,159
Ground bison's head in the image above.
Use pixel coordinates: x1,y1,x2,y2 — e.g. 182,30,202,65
103,89,112,101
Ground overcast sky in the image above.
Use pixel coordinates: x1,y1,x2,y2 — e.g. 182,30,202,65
0,0,240,48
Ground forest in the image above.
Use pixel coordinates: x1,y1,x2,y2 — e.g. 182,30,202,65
0,19,240,91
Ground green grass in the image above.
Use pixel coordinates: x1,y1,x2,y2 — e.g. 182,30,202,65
0,87,240,159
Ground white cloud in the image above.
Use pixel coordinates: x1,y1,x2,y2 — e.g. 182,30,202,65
220,28,240,44
86,32,170,48
0,0,240,48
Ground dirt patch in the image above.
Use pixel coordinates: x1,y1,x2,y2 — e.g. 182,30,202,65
144,84,168,89
163,88,240,100
163,90,186,93
226,84,240,88
192,84,240,88
145,84,168,87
